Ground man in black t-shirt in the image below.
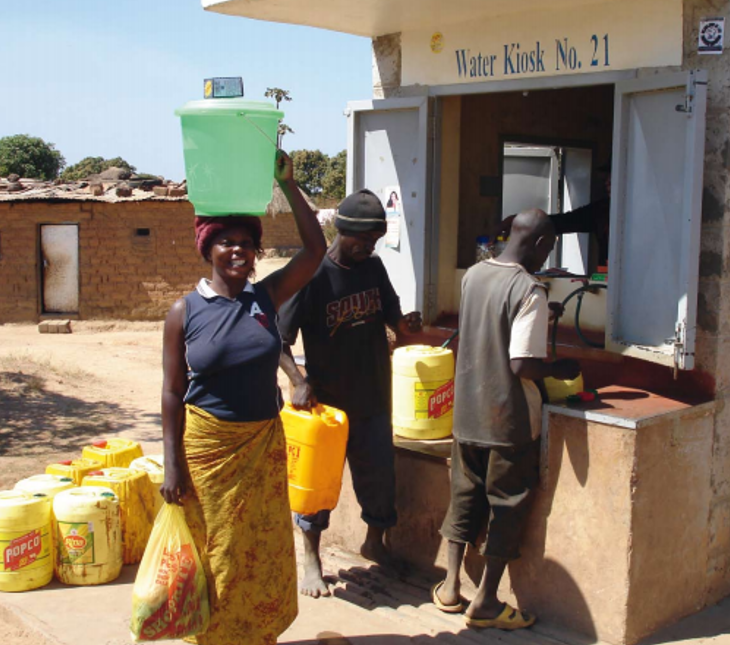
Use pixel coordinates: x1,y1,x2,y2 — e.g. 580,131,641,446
279,189,422,598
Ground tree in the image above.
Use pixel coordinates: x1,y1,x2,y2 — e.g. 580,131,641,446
0,134,65,180
60,156,136,181
322,150,347,201
265,88,294,147
277,123,294,147
291,149,329,196
264,87,292,109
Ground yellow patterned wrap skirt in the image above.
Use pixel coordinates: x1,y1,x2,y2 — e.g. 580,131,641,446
182,405,298,645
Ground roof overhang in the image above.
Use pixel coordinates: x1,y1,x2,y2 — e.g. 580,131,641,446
203,0,611,38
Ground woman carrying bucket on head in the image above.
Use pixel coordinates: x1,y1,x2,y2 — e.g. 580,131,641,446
160,150,325,645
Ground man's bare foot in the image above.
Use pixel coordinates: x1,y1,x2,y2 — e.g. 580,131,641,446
464,597,506,620
300,558,331,598
360,537,407,575
436,578,461,607
300,529,331,598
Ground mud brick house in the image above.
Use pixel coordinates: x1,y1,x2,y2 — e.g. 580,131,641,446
0,181,311,322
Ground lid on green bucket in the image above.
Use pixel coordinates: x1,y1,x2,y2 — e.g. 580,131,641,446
175,99,283,119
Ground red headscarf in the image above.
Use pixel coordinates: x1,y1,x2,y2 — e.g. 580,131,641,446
194,216,263,260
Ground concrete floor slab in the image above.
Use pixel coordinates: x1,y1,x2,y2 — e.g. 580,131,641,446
1,536,728,645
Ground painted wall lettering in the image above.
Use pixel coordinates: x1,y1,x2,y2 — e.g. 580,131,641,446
455,35,610,79
401,0,681,87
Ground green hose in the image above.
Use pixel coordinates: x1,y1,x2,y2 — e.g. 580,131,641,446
441,282,606,356
550,283,608,358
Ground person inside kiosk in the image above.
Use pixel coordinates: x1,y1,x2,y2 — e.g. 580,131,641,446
498,165,612,269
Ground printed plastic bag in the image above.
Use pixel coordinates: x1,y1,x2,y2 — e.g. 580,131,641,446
130,504,209,641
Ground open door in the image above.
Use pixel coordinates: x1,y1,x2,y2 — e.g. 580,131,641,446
607,70,707,370
346,97,432,315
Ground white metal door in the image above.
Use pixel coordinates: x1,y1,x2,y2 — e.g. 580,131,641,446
502,145,559,268
346,97,431,314
560,148,592,275
607,70,707,369
41,224,79,314
502,147,558,218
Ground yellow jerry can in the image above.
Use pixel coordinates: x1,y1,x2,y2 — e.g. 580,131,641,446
281,403,348,515
15,474,75,499
544,374,585,402
0,490,53,592
129,455,165,516
53,486,122,585
46,458,103,485
82,438,144,468
392,345,455,440
82,468,156,565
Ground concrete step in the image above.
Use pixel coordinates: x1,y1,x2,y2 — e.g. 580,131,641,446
314,541,592,645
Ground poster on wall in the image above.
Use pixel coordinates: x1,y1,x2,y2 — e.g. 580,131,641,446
699,18,725,54
383,186,401,250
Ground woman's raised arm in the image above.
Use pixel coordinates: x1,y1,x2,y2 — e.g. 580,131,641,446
262,151,326,310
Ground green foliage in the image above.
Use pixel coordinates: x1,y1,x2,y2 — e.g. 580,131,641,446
290,149,347,200
322,150,347,201
291,149,328,196
0,134,65,180
264,87,292,109
60,156,136,181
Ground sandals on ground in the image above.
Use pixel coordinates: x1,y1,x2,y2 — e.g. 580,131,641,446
465,603,536,630
430,580,464,614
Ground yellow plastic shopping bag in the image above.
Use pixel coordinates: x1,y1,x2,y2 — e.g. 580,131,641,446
130,504,209,641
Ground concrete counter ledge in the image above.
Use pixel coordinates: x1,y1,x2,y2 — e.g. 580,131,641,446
322,388,717,645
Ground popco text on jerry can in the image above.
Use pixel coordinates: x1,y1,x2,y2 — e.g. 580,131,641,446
0,491,53,592
392,345,455,440
82,438,143,468
82,468,157,565
53,486,122,585
46,458,103,485
175,99,283,216
281,403,348,515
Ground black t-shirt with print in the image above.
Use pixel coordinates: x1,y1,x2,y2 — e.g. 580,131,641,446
278,254,403,420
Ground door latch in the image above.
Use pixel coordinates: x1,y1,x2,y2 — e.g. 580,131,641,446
672,323,685,379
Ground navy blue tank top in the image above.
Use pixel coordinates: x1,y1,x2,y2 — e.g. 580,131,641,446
183,279,282,422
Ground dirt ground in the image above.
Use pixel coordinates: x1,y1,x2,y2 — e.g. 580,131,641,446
0,257,294,490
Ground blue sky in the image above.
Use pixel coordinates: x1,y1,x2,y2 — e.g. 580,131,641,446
0,1,372,181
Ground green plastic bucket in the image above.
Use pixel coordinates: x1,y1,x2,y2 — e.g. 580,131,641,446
175,99,283,217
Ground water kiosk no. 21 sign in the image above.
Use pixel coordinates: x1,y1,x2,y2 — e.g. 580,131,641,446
401,0,682,86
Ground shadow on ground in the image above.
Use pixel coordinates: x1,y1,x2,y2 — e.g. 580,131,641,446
0,371,160,455
0,369,161,488
637,596,730,645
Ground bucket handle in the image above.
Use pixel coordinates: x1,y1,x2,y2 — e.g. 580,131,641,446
239,112,278,149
